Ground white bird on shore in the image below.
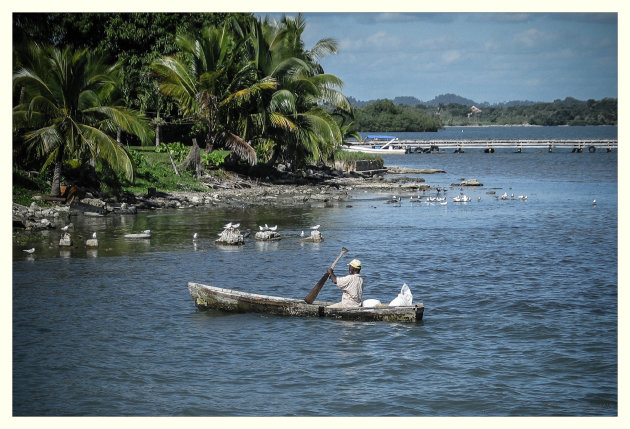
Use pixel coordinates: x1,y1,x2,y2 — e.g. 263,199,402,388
300,231,305,237
193,233,198,240
142,229,151,234
23,248,35,254
92,232,97,239
310,225,320,230
269,225,277,231
224,222,233,229
231,223,240,229
61,225,70,231
259,225,266,231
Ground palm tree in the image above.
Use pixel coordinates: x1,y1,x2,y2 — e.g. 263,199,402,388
151,22,276,167
245,14,353,167
13,43,152,197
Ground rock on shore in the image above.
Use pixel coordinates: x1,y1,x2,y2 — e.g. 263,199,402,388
255,230,282,241
12,164,448,232
216,228,245,245
13,202,70,230
451,178,483,186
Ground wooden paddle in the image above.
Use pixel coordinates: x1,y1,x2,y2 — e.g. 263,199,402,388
304,247,348,304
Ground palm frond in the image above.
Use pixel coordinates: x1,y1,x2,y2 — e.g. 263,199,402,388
222,132,257,166
271,57,311,80
299,107,343,147
222,76,277,106
24,125,63,159
39,147,60,175
270,89,296,114
151,57,199,107
84,105,153,145
269,111,297,131
318,88,353,113
76,123,134,181
26,95,59,121
308,38,339,60
308,73,344,89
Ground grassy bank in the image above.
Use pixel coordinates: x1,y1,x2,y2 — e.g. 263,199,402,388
124,146,211,195
332,149,383,163
13,146,383,207
13,169,54,206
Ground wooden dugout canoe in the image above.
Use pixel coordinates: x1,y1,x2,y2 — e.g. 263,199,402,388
188,282,424,323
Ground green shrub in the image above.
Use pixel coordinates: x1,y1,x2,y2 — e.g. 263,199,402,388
13,168,53,206
156,142,188,163
332,149,383,163
201,150,231,167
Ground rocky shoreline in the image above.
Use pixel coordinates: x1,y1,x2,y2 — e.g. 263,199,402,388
13,165,455,232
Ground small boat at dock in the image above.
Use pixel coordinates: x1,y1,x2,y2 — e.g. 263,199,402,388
188,282,424,323
344,135,409,155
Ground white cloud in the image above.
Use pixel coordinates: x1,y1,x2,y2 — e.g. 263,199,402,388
366,31,400,50
441,50,462,64
513,28,550,49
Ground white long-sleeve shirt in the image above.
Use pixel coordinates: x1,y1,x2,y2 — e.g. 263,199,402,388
335,274,364,307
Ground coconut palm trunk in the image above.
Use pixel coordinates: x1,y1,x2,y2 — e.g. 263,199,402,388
50,159,63,197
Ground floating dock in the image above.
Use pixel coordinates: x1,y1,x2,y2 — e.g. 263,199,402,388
348,139,617,154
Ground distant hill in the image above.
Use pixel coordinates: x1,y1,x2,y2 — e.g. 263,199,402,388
392,96,423,106
348,93,540,108
423,93,477,107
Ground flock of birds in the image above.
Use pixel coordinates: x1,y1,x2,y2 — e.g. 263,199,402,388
258,224,277,232
499,192,528,201
22,222,323,255
22,227,150,256
386,190,532,206
207,222,321,242
20,194,600,255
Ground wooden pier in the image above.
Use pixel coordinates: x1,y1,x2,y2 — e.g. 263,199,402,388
350,139,618,154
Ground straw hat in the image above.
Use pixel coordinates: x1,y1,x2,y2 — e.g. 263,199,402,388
348,259,362,269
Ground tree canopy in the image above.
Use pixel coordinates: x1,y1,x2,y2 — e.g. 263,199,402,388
13,42,153,196
13,12,354,194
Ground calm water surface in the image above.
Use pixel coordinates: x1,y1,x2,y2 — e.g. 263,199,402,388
13,127,618,416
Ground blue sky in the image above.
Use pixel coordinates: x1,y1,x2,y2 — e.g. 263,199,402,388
258,12,618,104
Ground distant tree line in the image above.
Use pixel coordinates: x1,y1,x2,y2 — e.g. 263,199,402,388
353,99,441,132
352,96,617,131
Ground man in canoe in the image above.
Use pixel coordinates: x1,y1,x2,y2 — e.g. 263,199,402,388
326,259,364,308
